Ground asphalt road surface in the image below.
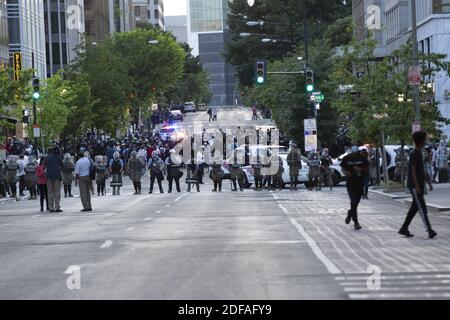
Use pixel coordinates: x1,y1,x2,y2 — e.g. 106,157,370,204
1,108,450,300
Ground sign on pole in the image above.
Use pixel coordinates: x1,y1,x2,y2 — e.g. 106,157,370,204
408,66,421,86
304,118,317,152
33,125,40,138
13,52,22,81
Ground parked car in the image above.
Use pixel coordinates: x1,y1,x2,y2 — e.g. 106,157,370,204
333,145,413,183
183,102,196,113
170,110,184,122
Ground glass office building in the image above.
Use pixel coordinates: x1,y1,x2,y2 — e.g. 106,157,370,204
187,0,237,106
0,0,8,67
7,0,47,79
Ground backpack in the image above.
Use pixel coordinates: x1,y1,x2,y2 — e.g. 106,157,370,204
111,159,122,173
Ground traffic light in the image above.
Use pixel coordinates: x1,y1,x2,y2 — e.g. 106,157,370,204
305,68,314,93
255,60,266,85
32,77,40,100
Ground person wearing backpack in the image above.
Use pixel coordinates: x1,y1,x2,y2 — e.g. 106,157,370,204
62,153,75,198
109,152,124,196
24,156,38,200
148,151,166,194
95,156,108,196
6,155,19,201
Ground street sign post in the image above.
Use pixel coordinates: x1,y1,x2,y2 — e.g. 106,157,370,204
304,118,317,152
408,66,421,86
33,125,40,138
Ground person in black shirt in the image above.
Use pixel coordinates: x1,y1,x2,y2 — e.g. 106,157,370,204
399,131,437,238
340,145,369,230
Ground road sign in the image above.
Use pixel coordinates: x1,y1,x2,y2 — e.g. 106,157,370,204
408,66,421,86
13,52,22,81
304,118,317,152
310,91,324,102
33,125,40,138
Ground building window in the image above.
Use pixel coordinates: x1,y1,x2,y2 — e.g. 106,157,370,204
135,6,140,16
154,9,159,19
433,0,450,13
154,0,158,5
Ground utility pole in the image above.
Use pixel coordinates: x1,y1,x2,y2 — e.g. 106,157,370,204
303,0,309,63
32,52,38,157
411,0,421,124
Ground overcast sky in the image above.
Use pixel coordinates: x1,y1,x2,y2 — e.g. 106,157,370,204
165,0,187,16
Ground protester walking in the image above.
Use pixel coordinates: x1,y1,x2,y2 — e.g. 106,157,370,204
75,151,93,212
399,131,437,239
341,144,369,230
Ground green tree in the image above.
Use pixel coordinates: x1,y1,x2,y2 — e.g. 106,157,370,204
331,37,450,147
165,43,212,106
0,67,32,140
32,72,72,144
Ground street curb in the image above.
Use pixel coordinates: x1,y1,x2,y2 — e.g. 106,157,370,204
368,189,450,213
402,199,450,213
368,189,410,200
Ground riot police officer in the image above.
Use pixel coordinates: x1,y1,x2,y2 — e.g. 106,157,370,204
319,148,333,191
166,149,183,193
62,153,75,198
148,151,165,194
307,149,321,190
24,156,38,200
287,143,302,191
211,161,224,192
109,152,124,196
5,155,19,201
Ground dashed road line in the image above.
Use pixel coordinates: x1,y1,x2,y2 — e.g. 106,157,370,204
100,240,113,248
126,227,135,232
144,217,151,221
175,193,188,202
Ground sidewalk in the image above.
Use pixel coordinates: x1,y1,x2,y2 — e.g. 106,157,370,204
369,183,450,212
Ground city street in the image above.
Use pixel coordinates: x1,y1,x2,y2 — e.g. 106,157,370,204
1,109,450,300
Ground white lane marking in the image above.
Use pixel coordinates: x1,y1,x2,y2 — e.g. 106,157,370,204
349,292,450,299
126,227,135,232
277,201,341,274
144,217,151,221
336,274,450,281
0,223,13,227
32,215,40,218
156,210,162,213
100,240,113,248
166,204,171,207
344,286,450,293
175,193,188,202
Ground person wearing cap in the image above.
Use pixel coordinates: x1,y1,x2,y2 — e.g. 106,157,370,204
75,151,93,212
166,149,183,193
